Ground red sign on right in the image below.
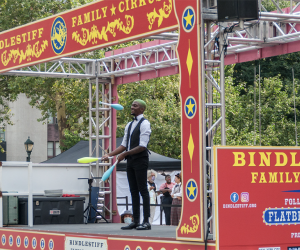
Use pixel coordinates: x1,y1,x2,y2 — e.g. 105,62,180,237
214,146,300,250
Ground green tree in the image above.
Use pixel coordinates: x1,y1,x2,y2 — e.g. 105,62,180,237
0,0,96,150
0,0,155,151
213,69,299,146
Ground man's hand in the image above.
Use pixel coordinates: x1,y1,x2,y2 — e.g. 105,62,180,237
177,197,182,201
117,152,127,162
149,186,155,190
101,154,110,161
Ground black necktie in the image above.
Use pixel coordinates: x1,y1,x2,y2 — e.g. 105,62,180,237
132,117,137,121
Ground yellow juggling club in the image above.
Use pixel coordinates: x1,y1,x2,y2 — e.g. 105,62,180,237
77,156,113,163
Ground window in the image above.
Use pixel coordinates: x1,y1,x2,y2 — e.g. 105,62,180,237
48,141,61,158
55,142,61,156
47,142,54,157
48,116,54,124
48,111,57,124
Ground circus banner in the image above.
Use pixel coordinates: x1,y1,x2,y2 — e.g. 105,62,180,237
174,0,203,241
0,0,177,73
214,146,300,250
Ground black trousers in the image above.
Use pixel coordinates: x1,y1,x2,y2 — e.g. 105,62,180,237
162,195,173,225
127,157,150,223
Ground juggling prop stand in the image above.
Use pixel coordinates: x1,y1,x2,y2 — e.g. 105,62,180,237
78,177,109,224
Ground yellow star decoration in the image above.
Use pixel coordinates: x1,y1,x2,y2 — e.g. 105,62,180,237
186,99,195,115
184,9,194,28
110,4,116,16
188,183,196,198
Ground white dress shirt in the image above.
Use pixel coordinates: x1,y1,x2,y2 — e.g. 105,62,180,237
171,182,182,198
121,114,151,150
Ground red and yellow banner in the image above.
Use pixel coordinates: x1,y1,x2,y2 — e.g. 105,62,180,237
214,146,300,250
174,0,203,242
0,0,177,73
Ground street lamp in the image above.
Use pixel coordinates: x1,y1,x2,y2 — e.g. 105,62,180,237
24,137,34,162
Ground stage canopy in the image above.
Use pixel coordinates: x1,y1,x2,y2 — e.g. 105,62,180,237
43,138,181,171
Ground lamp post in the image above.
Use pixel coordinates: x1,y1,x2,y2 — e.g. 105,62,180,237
24,137,34,162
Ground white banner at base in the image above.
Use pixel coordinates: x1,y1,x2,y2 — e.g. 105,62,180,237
65,236,108,250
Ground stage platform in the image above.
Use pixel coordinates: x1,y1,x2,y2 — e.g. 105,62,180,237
0,223,216,250
9,223,177,240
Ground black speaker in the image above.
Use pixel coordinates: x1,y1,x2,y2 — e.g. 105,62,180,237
217,0,258,22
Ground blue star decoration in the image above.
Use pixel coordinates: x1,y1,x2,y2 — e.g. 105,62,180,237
32,238,37,248
185,97,196,118
2,235,6,244
187,180,197,201
183,8,195,31
49,240,54,250
41,239,45,249
24,237,29,247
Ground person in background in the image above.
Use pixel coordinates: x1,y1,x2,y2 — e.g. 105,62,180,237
171,172,182,226
121,210,134,224
159,174,175,225
147,169,158,224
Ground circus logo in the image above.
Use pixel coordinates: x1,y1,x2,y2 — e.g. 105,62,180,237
51,16,67,54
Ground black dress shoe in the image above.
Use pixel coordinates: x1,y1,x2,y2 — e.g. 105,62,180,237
121,222,139,230
136,222,151,230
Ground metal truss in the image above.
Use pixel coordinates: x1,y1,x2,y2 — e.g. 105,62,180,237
97,41,178,77
89,75,113,222
3,58,96,79
201,0,300,242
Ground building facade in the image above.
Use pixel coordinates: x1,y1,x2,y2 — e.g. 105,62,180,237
2,94,60,163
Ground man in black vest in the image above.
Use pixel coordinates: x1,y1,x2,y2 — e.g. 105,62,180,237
102,99,151,230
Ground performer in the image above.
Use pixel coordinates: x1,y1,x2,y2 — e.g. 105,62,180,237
102,99,151,230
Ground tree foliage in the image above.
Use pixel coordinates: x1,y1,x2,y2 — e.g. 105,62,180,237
213,66,300,147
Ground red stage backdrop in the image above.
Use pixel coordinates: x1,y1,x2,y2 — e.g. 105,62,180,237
214,146,300,250
0,0,177,73
174,0,203,242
